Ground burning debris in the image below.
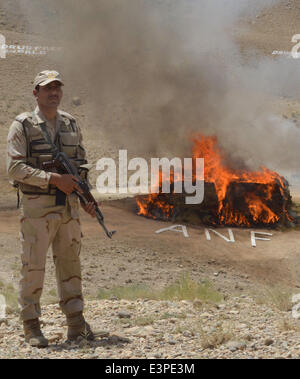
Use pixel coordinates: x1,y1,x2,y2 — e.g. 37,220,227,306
136,135,293,228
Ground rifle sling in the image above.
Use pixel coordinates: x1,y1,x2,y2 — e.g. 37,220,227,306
37,116,66,206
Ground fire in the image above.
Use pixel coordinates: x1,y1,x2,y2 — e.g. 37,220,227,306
136,171,175,220
137,134,291,227
192,135,286,225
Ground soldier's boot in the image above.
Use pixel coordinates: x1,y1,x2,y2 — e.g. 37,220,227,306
23,318,49,348
66,311,109,341
66,311,95,341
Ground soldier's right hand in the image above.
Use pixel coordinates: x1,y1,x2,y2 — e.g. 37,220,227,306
49,173,83,195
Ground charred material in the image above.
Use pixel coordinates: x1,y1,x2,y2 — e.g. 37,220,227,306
136,180,294,228
137,182,218,225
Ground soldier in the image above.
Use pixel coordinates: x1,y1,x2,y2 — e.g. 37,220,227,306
6,70,98,348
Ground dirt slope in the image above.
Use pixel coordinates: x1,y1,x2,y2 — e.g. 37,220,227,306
0,1,300,304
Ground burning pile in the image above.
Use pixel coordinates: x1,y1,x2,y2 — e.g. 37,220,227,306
136,135,293,227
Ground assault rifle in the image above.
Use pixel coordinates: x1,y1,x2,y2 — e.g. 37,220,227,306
42,152,116,239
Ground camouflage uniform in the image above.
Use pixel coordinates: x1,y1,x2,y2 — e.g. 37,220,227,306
7,106,86,322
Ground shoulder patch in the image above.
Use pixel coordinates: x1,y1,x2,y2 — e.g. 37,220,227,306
58,110,76,121
15,112,32,123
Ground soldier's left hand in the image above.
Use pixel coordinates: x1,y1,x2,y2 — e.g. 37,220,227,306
81,202,97,218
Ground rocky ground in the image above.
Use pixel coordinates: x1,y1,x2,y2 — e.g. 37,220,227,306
1,296,300,359
1,201,300,359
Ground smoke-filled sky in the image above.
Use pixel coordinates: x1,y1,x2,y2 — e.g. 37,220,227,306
4,0,300,173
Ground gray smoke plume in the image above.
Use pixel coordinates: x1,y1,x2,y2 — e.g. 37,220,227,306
5,0,300,174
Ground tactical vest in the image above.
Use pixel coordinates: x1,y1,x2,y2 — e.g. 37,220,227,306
15,110,87,195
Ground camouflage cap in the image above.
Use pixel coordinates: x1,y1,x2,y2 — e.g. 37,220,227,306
33,70,64,88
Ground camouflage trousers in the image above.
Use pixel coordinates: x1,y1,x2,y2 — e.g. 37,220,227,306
19,208,83,321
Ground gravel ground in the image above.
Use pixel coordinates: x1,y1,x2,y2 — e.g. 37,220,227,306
1,297,300,359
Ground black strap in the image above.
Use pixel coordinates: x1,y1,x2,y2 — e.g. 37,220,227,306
17,187,20,208
36,116,69,206
13,183,20,208
39,122,59,155
31,111,60,155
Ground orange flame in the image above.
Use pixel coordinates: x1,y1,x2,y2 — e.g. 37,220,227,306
137,134,290,226
192,135,287,225
136,170,175,220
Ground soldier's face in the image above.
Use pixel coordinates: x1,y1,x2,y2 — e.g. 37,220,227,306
33,81,63,108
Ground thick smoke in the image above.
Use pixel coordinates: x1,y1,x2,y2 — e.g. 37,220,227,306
6,0,300,173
